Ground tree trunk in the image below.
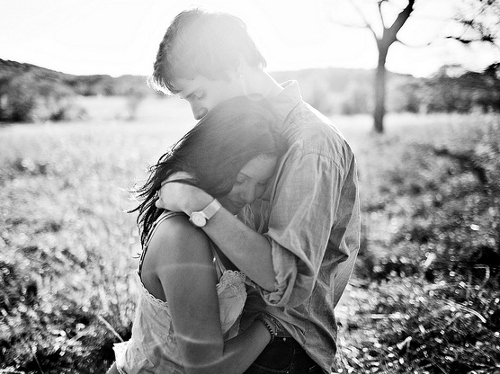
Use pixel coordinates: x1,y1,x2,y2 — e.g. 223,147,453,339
374,42,388,134
371,0,415,133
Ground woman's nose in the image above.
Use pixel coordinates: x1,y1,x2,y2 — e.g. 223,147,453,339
240,185,257,204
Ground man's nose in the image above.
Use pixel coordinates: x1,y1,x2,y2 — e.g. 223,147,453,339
192,105,208,120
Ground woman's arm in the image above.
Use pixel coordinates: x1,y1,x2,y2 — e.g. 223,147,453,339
146,216,272,374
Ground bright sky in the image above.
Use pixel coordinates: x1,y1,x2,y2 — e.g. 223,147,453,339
0,0,498,78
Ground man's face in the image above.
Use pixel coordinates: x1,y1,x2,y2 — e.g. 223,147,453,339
174,75,246,120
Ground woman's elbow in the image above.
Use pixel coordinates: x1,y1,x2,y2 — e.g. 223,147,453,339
181,341,224,374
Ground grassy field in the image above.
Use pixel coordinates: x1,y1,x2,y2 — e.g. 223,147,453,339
1,97,499,373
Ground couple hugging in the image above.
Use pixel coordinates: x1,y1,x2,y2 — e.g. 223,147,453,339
107,7,360,374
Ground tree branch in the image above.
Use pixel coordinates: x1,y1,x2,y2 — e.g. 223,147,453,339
448,0,500,49
349,0,379,40
396,37,431,48
377,0,386,29
387,0,415,37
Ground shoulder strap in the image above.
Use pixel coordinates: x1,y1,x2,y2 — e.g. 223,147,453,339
138,211,185,275
211,242,225,280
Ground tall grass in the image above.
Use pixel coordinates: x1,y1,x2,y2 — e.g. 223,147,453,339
1,99,193,373
335,113,500,374
1,101,499,373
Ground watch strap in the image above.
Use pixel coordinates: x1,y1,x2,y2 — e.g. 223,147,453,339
200,199,221,220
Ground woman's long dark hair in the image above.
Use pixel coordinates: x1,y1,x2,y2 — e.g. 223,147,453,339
132,96,286,246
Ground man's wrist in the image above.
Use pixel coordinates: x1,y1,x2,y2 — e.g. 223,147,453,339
184,188,216,215
189,199,221,228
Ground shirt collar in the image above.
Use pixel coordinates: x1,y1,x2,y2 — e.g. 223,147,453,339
268,80,303,129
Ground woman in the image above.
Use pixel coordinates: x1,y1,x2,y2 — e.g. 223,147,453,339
107,96,286,374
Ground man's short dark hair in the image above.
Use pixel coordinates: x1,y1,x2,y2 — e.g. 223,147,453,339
149,8,267,94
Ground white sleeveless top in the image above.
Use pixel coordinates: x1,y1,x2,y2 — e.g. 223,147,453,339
113,212,247,374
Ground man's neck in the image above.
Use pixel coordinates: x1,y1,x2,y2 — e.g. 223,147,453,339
245,68,282,99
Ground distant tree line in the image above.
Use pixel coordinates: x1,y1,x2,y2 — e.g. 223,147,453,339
415,63,500,113
1,58,499,123
0,59,152,123
274,63,500,117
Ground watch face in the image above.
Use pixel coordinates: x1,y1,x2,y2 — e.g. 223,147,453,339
190,212,206,227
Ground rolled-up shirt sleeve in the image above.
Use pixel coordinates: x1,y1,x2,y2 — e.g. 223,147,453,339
258,150,351,307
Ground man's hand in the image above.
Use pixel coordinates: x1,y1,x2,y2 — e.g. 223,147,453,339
155,171,193,212
155,171,213,214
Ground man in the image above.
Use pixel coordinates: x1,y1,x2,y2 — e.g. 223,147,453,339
151,8,360,373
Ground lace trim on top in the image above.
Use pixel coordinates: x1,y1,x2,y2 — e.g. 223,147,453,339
138,269,246,311
216,270,246,291
138,272,170,310
137,211,246,308
139,269,246,308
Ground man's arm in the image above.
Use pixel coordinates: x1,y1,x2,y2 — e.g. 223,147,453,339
207,207,276,291
156,182,277,291
157,147,357,309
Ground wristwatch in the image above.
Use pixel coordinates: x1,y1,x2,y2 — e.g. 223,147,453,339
189,199,221,227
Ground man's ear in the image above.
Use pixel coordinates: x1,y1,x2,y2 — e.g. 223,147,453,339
233,54,245,78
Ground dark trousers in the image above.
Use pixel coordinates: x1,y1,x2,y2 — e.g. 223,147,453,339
244,337,326,374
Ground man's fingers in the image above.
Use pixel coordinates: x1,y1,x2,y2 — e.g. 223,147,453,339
155,189,165,208
161,171,193,186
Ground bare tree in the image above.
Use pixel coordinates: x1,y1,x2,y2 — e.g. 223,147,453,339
340,0,416,133
326,0,499,133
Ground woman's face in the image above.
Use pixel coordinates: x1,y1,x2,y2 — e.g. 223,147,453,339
219,154,278,215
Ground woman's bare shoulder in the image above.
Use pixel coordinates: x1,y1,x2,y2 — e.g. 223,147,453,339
148,213,212,262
